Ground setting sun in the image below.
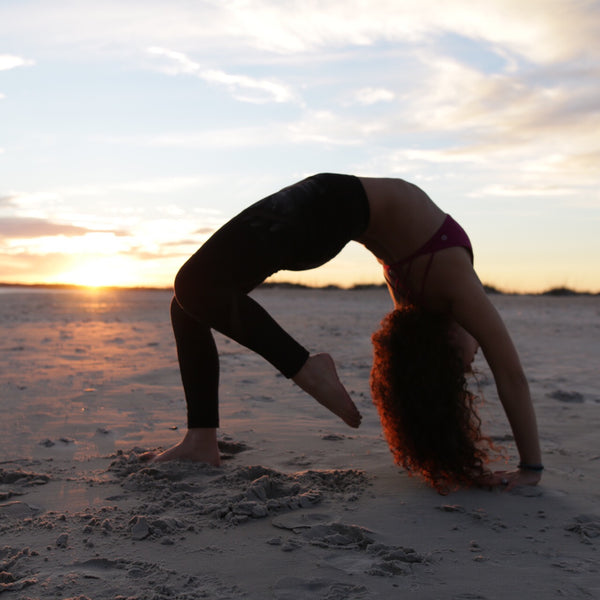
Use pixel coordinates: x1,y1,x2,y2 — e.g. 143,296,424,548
59,257,138,288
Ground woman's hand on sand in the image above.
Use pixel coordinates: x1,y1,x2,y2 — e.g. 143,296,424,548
478,469,542,491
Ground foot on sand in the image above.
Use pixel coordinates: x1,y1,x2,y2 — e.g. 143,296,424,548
292,353,362,428
139,428,221,466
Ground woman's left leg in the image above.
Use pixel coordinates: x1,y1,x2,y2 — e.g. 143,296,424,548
140,298,222,464
170,297,219,429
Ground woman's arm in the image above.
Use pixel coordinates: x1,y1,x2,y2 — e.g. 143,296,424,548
443,265,542,488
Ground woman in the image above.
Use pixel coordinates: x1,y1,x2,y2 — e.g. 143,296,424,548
145,173,543,492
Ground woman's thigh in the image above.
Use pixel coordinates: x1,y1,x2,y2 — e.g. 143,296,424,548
177,173,369,293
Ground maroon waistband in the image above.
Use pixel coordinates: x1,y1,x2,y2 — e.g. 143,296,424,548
386,214,473,271
384,214,473,301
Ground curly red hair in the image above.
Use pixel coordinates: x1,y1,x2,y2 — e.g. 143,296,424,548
371,307,492,493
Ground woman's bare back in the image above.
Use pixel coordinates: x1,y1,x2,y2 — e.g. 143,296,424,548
357,177,446,266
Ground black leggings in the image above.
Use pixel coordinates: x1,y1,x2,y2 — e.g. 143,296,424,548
171,173,370,428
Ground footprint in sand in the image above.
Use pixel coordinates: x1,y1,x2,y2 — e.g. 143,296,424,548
68,557,243,599
548,389,584,403
565,514,600,544
272,516,426,578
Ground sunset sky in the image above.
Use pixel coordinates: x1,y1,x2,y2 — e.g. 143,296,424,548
1,0,599,292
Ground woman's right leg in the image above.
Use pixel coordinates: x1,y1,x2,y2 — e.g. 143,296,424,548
171,173,368,382
173,209,311,380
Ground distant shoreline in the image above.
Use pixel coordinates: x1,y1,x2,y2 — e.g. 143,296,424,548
0,281,598,297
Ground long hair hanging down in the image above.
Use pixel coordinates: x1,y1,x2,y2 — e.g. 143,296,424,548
371,307,492,493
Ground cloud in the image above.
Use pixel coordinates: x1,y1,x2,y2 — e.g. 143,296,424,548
201,68,295,104
0,251,79,283
287,110,384,145
0,217,125,239
98,111,387,150
114,176,210,194
146,46,199,74
0,54,35,70
388,148,487,165
553,150,600,180
194,0,600,63
22,177,215,204
517,150,600,191
352,87,395,105
0,194,16,207
473,184,574,198
147,46,296,104
95,128,282,149
2,1,599,66
385,51,600,169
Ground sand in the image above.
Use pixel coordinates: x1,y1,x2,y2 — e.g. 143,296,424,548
0,286,598,599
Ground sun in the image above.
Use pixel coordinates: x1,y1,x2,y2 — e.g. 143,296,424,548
59,257,139,288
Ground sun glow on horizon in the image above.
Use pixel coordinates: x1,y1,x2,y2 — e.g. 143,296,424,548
23,244,600,295
58,257,141,289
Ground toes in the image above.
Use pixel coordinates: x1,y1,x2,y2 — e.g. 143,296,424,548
345,410,362,428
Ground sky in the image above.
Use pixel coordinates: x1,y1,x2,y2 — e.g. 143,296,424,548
1,0,599,292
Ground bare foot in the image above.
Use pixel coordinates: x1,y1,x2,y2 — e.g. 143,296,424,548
292,353,362,428
140,428,221,466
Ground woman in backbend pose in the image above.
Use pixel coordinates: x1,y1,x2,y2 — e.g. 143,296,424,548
144,173,543,492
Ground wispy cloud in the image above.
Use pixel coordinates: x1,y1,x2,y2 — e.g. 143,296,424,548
111,176,211,195
97,113,386,149
287,110,384,145
27,176,215,202
551,150,600,181
145,47,199,74
0,194,16,207
0,251,79,283
0,217,92,238
351,87,395,105
0,217,127,239
147,46,297,104
2,1,599,66
201,68,295,104
474,184,574,198
0,54,35,70
94,128,283,149
387,148,488,165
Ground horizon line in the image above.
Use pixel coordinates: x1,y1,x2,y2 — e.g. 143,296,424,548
0,281,598,297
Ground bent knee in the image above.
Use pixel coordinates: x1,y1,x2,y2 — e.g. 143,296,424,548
173,261,229,318
174,264,205,311
173,263,192,304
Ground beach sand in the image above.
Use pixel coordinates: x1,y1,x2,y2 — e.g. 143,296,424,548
1,286,598,599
